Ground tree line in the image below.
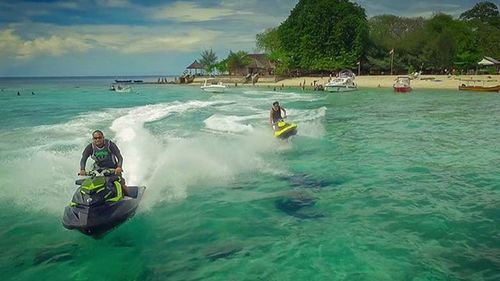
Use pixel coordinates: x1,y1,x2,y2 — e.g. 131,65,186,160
199,0,499,76
257,0,500,75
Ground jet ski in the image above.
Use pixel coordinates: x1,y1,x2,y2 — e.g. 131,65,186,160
62,169,145,238
274,120,298,139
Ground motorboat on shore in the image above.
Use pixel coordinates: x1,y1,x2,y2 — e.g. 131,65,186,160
393,76,412,93
201,78,227,93
324,70,357,92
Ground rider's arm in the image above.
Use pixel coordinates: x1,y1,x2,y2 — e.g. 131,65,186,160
270,110,274,124
281,107,287,117
109,141,123,168
80,144,92,170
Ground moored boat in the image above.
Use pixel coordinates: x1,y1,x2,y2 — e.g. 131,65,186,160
324,70,357,92
201,78,226,93
458,80,500,92
393,76,412,93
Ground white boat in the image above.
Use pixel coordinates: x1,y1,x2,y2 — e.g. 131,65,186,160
201,79,226,93
112,84,131,93
324,70,357,92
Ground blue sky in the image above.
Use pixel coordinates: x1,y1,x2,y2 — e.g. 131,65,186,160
0,0,490,76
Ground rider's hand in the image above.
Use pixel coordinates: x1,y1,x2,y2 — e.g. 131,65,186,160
78,169,86,176
115,167,123,175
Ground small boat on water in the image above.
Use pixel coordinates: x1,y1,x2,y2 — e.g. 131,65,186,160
324,70,357,92
111,84,131,93
459,85,500,92
458,80,500,92
114,79,143,84
201,78,226,93
393,76,412,93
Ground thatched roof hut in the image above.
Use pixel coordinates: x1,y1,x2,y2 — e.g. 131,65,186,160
234,54,275,76
186,60,204,69
186,60,204,75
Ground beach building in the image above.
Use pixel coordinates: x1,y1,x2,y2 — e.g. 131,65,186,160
247,54,275,76
232,54,275,76
186,60,205,76
478,57,500,73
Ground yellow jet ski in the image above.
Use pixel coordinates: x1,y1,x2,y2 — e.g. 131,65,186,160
274,120,298,139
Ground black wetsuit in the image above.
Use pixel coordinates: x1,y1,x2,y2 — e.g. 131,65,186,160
80,139,123,170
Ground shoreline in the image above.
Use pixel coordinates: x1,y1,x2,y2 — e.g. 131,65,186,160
192,75,500,90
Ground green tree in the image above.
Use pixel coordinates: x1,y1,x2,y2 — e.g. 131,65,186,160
226,51,252,75
459,1,500,26
369,15,425,51
276,0,368,71
420,14,459,72
459,1,500,59
199,49,218,73
256,27,281,53
267,49,291,75
367,15,426,73
214,58,228,75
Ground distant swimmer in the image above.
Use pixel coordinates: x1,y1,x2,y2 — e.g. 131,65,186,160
32,92,35,95
17,91,20,96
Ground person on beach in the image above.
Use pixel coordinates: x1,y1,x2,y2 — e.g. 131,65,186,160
270,101,287,131
79,130,124,177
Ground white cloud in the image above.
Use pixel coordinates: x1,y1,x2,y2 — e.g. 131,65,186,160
94,29,220,53
0,29,21,54
0,25,223,60
0,28,92,59
152,2,253,22
17,35,92,59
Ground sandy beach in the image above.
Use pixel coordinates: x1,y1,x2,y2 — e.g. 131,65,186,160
194,74,500,90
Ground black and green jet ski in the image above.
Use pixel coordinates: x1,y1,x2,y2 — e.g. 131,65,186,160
62,169,145,238
274,120,298,139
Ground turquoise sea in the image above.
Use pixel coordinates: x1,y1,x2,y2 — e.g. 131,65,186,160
0,77,498,281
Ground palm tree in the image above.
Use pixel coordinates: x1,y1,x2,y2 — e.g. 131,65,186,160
226,51,252,75
214,58,228,75
199,49,218,74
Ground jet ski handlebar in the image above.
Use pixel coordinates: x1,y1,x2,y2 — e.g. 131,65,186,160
81,169,116,177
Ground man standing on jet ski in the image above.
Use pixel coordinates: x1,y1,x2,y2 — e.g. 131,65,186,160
270,101,287,130
79,130,124,177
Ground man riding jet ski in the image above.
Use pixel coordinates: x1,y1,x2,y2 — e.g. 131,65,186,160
270,101,297,139
62,130,145,237
62,168,145,237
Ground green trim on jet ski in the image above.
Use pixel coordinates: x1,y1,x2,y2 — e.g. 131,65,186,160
81,177,105,191
105,181,123,203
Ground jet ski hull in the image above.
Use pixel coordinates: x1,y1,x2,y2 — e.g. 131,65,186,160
274,123,298,139
62,186,145,237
